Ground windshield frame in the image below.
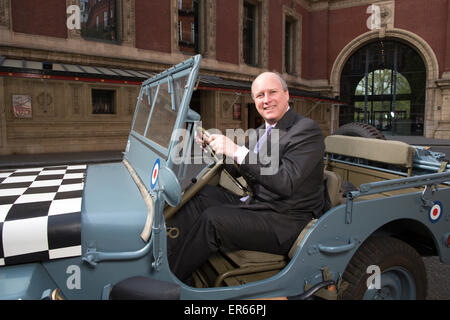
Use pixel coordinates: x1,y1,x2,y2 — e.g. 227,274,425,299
124,55,202,191
130,65,194,158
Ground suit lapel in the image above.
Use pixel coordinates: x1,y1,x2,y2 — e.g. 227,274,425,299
273,108,300,142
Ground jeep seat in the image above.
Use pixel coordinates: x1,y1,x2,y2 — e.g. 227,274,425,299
207,170,342,287
324,135,415,176
324,169,344,207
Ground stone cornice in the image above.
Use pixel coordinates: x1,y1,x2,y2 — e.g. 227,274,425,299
297,0,391,12
436,75,450,90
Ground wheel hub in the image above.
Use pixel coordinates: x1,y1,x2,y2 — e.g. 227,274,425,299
364,267,417,300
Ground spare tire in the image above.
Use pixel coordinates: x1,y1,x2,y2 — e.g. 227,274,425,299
333,122,386,140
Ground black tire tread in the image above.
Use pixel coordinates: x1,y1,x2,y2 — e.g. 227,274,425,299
339,236,427,300
333,122,386,140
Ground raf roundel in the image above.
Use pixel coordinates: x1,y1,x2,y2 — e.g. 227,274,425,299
428,201,442,223
150,159,160,189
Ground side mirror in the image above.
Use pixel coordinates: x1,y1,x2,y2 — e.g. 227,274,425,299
158,166,182,207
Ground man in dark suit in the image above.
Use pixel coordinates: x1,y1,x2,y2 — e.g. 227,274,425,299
167,72,326,283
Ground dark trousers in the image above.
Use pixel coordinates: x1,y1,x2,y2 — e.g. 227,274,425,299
166,184,308,282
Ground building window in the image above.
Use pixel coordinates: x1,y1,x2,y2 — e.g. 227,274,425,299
282,7,301,75
92,89,115,114
285,18,295,74
178,0,202,54
81,0,118,42
243,1,257,66
191,22,196,43
104,11,108,28
179,21,183,41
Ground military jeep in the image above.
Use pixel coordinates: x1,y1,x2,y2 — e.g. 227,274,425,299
0,55,449,300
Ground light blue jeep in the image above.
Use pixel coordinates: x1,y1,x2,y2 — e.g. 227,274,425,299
1,55,449,300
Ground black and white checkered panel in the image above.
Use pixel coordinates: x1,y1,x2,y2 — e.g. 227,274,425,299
0,165,86,266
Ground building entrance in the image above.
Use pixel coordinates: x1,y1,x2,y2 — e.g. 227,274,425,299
340,40,426,136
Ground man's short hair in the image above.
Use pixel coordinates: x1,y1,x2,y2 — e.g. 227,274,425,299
251,72,288,99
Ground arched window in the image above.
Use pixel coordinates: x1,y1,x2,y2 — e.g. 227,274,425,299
340,40,426,136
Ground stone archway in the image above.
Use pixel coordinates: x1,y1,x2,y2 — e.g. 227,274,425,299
330,29,440,138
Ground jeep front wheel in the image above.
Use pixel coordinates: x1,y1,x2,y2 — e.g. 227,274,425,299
339,236,427,300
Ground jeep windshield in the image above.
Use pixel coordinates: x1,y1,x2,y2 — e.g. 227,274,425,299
124,55,204,191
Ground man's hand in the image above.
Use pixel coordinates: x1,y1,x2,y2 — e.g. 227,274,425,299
207,134,238,159
194,129,208,150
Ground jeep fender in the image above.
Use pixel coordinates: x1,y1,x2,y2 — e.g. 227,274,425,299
291,188,450,286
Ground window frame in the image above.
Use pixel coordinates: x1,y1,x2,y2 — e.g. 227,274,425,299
91,88,117,115
242,1,257,66
239,0,268,68
177,0,204,55
80,0,120,44
282,6,302,76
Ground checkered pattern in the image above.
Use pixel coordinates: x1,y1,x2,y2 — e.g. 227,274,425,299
0,165,86,267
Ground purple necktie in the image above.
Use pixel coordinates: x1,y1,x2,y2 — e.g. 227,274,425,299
254,125,273,153
241,125,273,202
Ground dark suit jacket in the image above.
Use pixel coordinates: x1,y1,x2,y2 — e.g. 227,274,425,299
227,108,325,244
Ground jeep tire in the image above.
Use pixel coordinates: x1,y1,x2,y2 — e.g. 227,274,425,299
333,122,386,140
339,236,427,300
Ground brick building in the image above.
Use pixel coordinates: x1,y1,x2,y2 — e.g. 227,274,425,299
0,0,449,155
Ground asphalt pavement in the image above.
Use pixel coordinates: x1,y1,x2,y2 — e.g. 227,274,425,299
423,256,450,300
0,150,123,169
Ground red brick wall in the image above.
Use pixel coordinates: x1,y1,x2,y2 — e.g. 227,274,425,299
268,1,311,76
445,0,450,72
306,9,332,80
216,0,239,64
135,0,171,53
11,0,67,38
395,0,448,74
326,5,368,79
268,0,284,72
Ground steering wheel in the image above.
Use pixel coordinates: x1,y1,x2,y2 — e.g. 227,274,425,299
195,126,252,197
164,126,254,223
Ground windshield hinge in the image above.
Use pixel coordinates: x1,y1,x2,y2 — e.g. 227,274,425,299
168,75,176,111
345,192,355,224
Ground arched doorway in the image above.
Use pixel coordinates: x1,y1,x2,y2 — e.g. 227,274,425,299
339,39,426,136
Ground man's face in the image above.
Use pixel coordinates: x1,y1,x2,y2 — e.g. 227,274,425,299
252,73,290,125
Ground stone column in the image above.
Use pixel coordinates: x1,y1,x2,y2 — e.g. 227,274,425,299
120,0,136,47
435,77,450,139
204,0,216,59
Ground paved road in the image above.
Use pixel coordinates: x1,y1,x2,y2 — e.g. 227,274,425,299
424,256,450,300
